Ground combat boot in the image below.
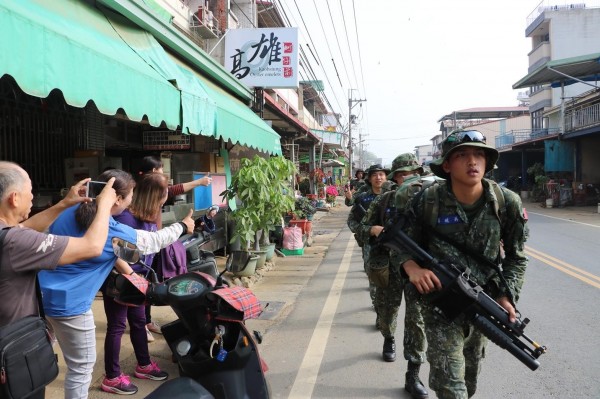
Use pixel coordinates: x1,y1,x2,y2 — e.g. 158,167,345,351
382,337,396,362
405,361,428,398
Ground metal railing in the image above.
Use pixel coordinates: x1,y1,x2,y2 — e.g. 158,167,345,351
565,102,600,131
527,0,600,27
495,128,560,149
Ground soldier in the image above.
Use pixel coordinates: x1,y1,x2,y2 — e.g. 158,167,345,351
347,164,391,307
363,153,428,399
396,130,528,399
344,169,365,206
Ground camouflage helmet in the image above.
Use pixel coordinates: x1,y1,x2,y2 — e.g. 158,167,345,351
387,153,424,180
365,163,391,178
363,163,391,186
429,130,499,179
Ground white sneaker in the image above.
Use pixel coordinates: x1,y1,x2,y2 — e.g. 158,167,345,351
146,327,155,343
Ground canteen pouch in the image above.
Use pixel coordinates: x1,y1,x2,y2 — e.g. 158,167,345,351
368,266,390,288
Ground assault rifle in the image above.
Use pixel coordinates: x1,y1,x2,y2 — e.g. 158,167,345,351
351,203,367,222
379,218,547,371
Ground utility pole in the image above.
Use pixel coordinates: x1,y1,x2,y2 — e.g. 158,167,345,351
348,89,366,176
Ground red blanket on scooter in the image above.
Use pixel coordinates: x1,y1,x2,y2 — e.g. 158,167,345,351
210,286,262,321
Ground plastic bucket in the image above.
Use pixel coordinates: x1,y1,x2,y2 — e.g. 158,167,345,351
546,198,554,208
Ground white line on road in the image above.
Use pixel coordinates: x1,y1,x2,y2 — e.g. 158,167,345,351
287,239,355,399
527,211,600,228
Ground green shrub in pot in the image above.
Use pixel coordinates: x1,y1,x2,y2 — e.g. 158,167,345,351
221,155,296,251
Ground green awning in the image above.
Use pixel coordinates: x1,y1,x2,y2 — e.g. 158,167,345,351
200,78,282,155
0,0,181,129
106,10,216,135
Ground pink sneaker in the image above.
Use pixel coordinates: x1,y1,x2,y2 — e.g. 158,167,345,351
134,360,169,381
101,374,138,395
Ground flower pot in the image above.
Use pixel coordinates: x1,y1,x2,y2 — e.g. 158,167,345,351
228,235,242,252
260,243,276,261
250,249,268,269
232,254,259,277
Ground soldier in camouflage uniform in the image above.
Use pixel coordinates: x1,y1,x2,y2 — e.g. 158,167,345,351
363,153,428,399
347,164,391,306
344,169,366,206
394,130,528,399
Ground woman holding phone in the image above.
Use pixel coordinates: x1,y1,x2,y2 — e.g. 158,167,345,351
38,169,194,399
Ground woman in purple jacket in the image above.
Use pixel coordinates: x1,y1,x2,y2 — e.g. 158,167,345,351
101,173,170,395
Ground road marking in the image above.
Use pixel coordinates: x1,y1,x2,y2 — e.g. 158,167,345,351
287,238,355,399
526,246,600,289
527,211,600,228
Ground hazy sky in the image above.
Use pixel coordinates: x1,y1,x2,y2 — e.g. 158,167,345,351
278,0,543,165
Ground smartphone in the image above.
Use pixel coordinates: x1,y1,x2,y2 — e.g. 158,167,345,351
86,181,107,199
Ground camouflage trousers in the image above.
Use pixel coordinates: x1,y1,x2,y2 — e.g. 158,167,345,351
422,305,488,399
373,267,427,364
362,247,376,305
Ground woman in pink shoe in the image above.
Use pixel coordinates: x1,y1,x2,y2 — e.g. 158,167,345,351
101,173,172,395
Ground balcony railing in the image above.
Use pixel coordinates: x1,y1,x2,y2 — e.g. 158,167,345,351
495,128,560,150
565,103,600,132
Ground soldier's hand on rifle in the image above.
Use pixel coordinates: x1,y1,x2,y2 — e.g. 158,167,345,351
497,296,517,323
370,225,384,237
402,260,442,294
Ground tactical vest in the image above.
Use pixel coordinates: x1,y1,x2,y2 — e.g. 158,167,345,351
420,180,506,230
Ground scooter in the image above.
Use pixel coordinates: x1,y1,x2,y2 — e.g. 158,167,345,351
179,229,219,278
110,238,270,399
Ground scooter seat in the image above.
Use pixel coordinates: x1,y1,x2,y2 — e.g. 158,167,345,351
144,377,214,399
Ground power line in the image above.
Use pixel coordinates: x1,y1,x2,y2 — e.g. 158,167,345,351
325,1,353,89
339,0,359,90
310,0,343,88
278,0,346,122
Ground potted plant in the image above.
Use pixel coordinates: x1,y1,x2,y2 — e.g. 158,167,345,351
325,185,338,206
221,155,296,255
290,196,316,236
527,163,548,203
293,196,317,220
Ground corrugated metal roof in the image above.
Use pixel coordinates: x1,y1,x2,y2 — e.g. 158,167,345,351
437,107,529,122
513,53,600,89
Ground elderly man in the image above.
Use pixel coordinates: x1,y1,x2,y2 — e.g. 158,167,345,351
0,161,116,398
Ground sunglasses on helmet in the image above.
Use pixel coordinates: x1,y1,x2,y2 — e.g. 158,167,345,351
447,130,486,144
443,130,486,153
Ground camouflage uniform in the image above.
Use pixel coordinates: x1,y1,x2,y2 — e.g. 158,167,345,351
347,184,392,303
347,165,391,305
345,180,393,207
362,174,427,364
395,178,528,399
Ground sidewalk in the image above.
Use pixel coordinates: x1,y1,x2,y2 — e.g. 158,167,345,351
45,199,349,399
522,198,600,225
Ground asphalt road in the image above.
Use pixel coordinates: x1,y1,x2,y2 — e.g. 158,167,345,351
258,201,600,399
45,200,600,398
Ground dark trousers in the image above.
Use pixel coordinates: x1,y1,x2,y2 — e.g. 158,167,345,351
102,293,151,378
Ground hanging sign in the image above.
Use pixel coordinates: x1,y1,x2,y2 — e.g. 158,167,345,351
225,27,299,88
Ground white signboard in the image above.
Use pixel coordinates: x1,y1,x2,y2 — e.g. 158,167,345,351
225,27,299,88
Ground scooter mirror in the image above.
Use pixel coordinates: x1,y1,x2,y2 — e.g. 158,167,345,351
111,237,160,284
112,237,141,264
